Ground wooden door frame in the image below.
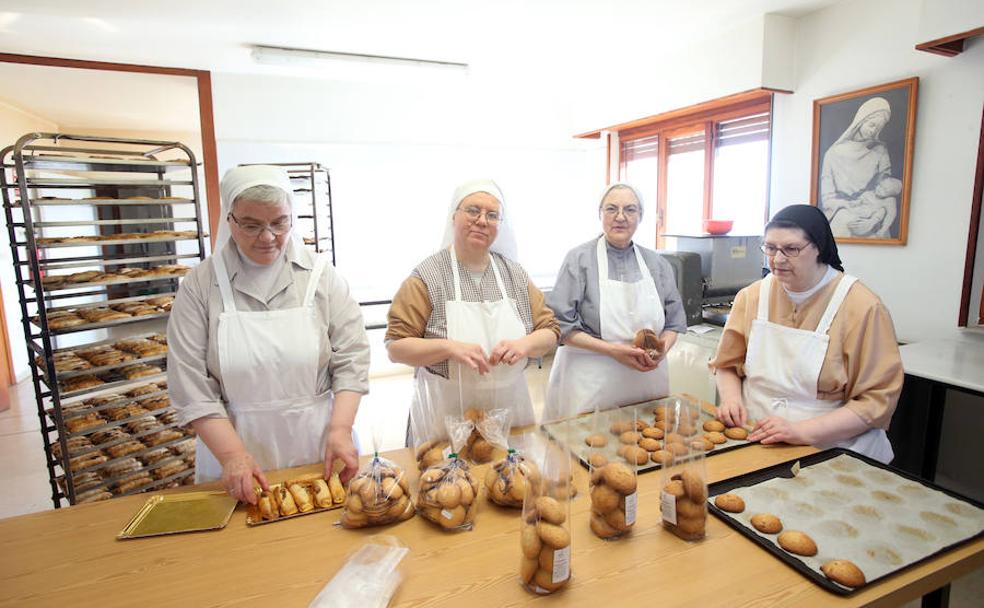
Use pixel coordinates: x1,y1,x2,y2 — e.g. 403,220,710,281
958,103,984,326
0,52,221,385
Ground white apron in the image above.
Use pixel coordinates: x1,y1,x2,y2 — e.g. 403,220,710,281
196,250,337,482
742,274,893,463
410,249,534,444
543,237,668,421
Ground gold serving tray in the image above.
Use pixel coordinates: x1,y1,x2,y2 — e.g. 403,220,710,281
117,491,237,540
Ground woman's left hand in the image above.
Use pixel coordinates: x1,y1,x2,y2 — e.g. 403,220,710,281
324,426,359,483
489,338,532,366
748,416,813,446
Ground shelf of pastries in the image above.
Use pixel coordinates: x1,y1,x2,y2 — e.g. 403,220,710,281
38,333,169,398
20,195,195,207
31,295,174,334
33,230,199,248
34,263,191,292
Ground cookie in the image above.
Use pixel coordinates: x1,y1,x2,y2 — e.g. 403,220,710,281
601,462,636,495
713,493,745,513
724,427,748,440
703,419,725,432
535,496,566,525
622,445,649,465
590,482,620,514
704,431,727,444
584,433,608,447
778,530,818,556
590,513,620,539
638,437,662,452
676,497,706,519
681,469,707,502
663,479,685,498
619,431,641,445
521,524,542,558
651,449,674,465
589,453,608,469
691,438,715,451
821,560,866,588
641,427,664,439
610,421,634,435
750,513,783,534
537,522,571,549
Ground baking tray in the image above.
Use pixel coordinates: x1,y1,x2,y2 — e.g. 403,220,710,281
245,474,346,526
37,234,199,248
541,395,753,474
117,491,236,539
707,448,984,595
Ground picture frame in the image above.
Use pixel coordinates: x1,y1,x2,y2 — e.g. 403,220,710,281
810,77,919,245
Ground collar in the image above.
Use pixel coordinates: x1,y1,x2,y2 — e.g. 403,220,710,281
220,239,313,305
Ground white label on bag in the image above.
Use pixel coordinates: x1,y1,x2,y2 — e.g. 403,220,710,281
441,509,453,520
661,490,677,524
551,545,571,583
625,491,638,525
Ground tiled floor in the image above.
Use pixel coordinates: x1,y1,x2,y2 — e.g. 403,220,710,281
1,359,980,605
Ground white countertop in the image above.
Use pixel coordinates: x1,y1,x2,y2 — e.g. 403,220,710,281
899,331,984,393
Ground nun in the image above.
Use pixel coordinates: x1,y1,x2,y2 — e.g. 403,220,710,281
167,165,370,502
385,179,559,437
709,204,903,463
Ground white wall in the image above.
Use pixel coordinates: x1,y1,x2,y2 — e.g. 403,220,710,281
0,101,59,381
770,0,984,343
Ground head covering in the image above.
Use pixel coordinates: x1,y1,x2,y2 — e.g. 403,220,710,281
598,182,644,212
768,205,844,271
215,165,299,254
439,178,518,261
834,97,891,146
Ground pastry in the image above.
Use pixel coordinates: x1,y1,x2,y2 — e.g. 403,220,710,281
713,493,745,513
619,431,641,445
311,479,332,508
120,363,163,380
750,513,783,534
703,419,725,432
67,271,101,284
638,437,661,452
144,429,183,446
609,421,634,435
289,483,315,513
622,445,649,465
107,441,146,459
691,438,715,451
821,560,866,588
584,433,608,447
651,449,674,465
777,531,818,556
62,375,105,392
724,426,748,440
275,486,298,516
633,328,663,359
641,426,664,439
259,492,279,520
588,453,608,469
704,431,727,444
154,460,188,479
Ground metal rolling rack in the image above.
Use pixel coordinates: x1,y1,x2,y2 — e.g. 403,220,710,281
1,133,207,507
239,162,335,263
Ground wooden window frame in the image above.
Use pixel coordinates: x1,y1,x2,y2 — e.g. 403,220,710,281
958,104,984,327
596,88,779,248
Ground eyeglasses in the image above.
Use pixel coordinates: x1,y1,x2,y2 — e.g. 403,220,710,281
228,213,292,237
458,205,502,225
601,204,640,219
761,242,812,258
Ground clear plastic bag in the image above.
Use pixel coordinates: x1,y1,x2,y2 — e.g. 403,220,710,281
519,435,572,595
485,434,541,508
657,398,707,541
338,455,415,529
309,536,409,608
589,408,638,539
417,454,479,531
457,407,510,464
410,375,453,471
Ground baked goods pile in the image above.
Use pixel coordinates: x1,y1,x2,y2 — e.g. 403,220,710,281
338,455,415,528
520,494,572,594
252,473,347,523
657,400,708,541
39,264,190,290
485,449,540,508
414,438,450,471
32,298,173,330
49,335,168,392
36,230,197,245
417,456,479,531
590,461,638,539
456,408,510,464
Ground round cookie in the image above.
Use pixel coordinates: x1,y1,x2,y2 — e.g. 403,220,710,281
622,445,649,465
590,513,620,538
750,513,783,534
535,496,566,525
590,483,620,514
521,524,542,558
639,437,662,452
651,450,674,465
821,560,866,588
589,453,609,469
703,419,725,432
537,521,571,549
676,497,706,519
724,427,749,440
691,438,715,452
704,431,727,445
778,530,818,556
619,431,642,445
601,462,637,495
663,479,685,498
641,427,664,440
681,469,706,502
713,493,745,513
584,433,608,447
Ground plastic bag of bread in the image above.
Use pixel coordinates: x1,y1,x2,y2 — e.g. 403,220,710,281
456,407,510,464
417,453,479,531
519,437,573,595
658,398,707,541
338,454,415,529
408,377,454,471
484,434,541,508
589,408,638,539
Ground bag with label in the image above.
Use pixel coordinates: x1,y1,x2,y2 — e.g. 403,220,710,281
589,408,638,539
416,414,480,531
519,435,573,595
657,398,707,541
485,433,541,508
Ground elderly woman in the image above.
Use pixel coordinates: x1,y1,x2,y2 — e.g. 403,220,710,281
386,179,559,435
543,183,686,421
819,97,898,238
710,205,902,463
168,165,369,503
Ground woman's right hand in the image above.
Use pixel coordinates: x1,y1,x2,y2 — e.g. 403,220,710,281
220,451,269,504
607,343,658,372
716,399,748,428
446,340,492,374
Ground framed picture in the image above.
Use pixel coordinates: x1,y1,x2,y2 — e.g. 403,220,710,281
810,77,919,245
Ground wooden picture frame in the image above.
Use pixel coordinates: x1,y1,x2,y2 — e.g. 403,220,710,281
810,77,918,245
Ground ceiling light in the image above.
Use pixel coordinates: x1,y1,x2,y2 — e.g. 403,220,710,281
250,44,469,77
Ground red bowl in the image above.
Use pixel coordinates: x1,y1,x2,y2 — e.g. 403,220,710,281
703,219,734,235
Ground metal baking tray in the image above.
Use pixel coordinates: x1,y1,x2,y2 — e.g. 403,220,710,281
707,448,984,595
34,272,188,293
37,234,200,249
22,197,194,207
541,395,753,474
117,491,236,540
245,475,346,526
53,370,167,400
33,312,169,336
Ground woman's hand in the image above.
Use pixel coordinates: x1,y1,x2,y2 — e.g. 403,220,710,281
607,343,658,372
446,340,492,374
324,426,359,483
220,452,268,504
748,415,813,445
489,337,533,366
716,399,748,428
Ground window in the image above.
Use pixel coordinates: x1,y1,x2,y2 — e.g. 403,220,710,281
608,90,774,246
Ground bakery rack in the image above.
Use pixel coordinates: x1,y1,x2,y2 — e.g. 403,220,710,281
238,162,335,263
1,133,207,507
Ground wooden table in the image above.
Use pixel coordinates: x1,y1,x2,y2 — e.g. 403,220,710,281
1,444,982,607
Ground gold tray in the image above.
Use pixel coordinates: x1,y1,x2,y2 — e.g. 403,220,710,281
117,491,238,540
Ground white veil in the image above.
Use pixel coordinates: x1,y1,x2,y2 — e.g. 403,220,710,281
214,165,302,254
439,178,518,261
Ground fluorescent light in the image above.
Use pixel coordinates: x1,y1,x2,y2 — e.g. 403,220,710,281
250,44,469,77
0,12,21,32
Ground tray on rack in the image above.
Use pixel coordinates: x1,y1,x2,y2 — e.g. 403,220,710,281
706,449,984,595
34,268,190,292
20,197,194,207
541,395,754,474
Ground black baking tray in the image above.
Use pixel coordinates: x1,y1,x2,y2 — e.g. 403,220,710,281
707,448,984,595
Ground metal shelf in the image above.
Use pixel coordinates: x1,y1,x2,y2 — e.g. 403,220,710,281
30,270,189,293
31,311,169,337
25,216,199,228
10,197,194,207
26,233,200,249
